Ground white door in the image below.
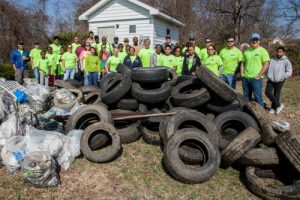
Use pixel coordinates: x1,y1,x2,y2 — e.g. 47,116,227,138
98,27,115,43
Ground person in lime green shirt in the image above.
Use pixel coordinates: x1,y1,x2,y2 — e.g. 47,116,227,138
161,45,176,70
29,41,42,83
182,46,201,75
85,47,100,86
37,50,50,86
106,48,122,73
200,38,213,62
71,36,81,54
150,44,164,67
182,37,201,58
174,47,184,76
49,36,61,56
46,46,58,86
204,45,223,76
62,44,78,80
138,39,155,67
220,36,243,89
241,33,270,107
56,47,65,80
97,36,113,55
118,43,127,63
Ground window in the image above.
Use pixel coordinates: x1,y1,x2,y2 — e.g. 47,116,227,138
166,29,170,35
129,25,136,33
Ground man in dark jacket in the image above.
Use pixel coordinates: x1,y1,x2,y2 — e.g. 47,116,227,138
10,41,30,84
182,46,201,75
162,34,175,53
123,46,142,69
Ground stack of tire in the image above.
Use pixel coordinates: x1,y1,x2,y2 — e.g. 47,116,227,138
60,64,300,199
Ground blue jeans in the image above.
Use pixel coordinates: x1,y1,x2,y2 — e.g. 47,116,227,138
88,72,98,86
84,70,89,86
33,67,39,83
221,74,237,89
64,69,76,80
242,77,264,106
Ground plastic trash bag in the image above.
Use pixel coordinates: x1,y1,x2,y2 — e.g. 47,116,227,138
22,151,60,188
55,89,75,104
0,115,19,146
26,85,51,100
0,107,4,121
0,91,15,116
13,89,28,104
23,78,38,87
25,126,64,158
1,136,27,173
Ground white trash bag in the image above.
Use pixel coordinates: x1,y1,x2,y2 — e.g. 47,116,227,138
1,136,27,173
0,115,19,146
22,151,60,187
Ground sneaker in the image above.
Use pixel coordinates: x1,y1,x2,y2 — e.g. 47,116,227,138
276,105,284,114
269,109,275,114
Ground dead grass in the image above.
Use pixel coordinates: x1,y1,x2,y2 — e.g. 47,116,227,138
0,78,299,200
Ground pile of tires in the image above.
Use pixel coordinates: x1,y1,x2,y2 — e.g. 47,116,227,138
61,65,300,199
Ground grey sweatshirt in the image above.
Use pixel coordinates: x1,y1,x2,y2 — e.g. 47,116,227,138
267,56,293,82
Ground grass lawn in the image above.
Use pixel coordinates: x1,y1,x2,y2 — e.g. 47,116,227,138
0,78,299,200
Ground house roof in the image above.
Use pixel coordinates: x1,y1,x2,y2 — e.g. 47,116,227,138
79,0,185,26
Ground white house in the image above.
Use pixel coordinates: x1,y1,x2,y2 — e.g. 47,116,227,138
79,0,184,47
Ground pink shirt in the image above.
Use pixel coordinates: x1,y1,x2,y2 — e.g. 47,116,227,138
79,50,91,60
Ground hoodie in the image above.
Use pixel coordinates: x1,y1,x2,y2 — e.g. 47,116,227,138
267,56,292,82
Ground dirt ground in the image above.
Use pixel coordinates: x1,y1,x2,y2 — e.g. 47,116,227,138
0,78,299,200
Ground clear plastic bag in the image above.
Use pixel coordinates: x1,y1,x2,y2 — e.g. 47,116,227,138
1,136,27,173
0,115,19,146
55,89,75,104
22,151,60,187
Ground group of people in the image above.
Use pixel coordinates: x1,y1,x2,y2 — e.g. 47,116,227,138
10,31,293,114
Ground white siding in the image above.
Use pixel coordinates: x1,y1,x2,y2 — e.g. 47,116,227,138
88,0,150,23
153,17,180,46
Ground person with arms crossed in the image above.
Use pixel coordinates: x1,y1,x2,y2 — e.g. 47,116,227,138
241,33,270,107
182,45,201,76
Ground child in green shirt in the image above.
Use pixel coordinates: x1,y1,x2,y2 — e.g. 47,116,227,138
37,50,50,86
46,46,58,86
56,47,65,80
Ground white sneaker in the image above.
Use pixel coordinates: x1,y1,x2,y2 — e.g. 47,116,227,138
276,105,284,114
269,109,275,114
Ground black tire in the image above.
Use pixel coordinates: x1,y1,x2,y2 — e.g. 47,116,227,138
79,85,101,95
176,75,195,85
100,73,121,89
69,89,83,103
171,78,211,108
65,79,82,88
116,63,132,74
275,130,300,173
65,105,113,132
80,122,121,163
131,82,171,104
243,166,300,200
196,65,237,103
131,67,169,83
163,129,221,184
167,68,178,86
84,91,102,105
214,110,260,149
141,122,161,145
53,89,82,110
164,110,220,147
42,121,63,133
245,101,278,145
54,80,76,89
237,148,280,166
117,99,138,110
206,99,240,114
221,127,261,168
101,74,132,104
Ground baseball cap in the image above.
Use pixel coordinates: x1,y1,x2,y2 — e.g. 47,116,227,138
114,36,119,39
18,41,24,45
94,35,99,39
250,33,261,40
189,36,195,41
34,41,39,45
166,34,171,39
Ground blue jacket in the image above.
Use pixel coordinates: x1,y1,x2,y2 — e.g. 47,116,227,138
123,55,142,69
10,49,30,70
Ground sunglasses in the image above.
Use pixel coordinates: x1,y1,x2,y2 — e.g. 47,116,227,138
205,41,211,43
251,39,259,42
227,40,234,43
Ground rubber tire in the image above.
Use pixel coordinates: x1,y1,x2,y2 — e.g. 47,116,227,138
214,110,260,149
69,89,83,103
245,101,278,145
53,89,82,110
131,67,169,83
141,126,161,145
163,129,221,184
65,79,82,88
101,74,132,104
167,68,178,86
243,166,300,200
116,63,132,74
65,105,113,132
84,91,102,105
80,122,121,163
54,80,76,89
171,78,211,108
221,127,261,168
237,148,280,166
196,65,237,103
131,82,171,104
100,73,121,90
117,99,138,111
206,99,240,114
176,75,195,85
275,130,300,173
79,85,101,95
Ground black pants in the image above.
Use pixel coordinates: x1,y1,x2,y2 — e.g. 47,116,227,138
265,80,285,109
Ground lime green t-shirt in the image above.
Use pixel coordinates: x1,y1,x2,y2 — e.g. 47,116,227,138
85,55,100,73
119,51,127,63
152,53,164,66
57,54,64,75
62,52,78,70
107,56,122,72
204,55,223,76
161,55,176,69
220,47,243,75
200,48,209,62
71,43,81,54
138,48,155,67
175,56,184,76
130,55,137,63
182,46,201,58
49,44,61,56
188,58,193,70
46,53,57,75
243,47,270,78
29,48,42,67
97,43,113,54
37,58,49,76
